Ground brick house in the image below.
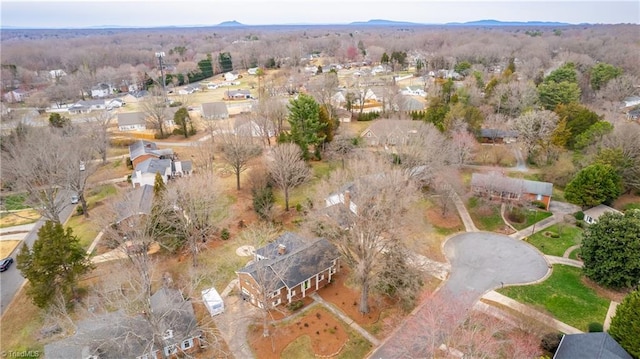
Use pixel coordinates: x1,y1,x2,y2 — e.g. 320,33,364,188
236,232,340,309
471,172,553,210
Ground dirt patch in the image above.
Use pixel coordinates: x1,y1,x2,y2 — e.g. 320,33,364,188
248,306,350,359
316,267,390,328
425,207,463,230
580,276,629,302
612,193,640,210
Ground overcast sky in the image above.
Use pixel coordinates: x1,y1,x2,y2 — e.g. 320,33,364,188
1,0,638,28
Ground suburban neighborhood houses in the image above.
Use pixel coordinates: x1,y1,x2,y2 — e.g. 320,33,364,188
1,17,639,359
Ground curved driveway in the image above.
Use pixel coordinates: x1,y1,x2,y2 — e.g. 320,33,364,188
370,231,549,358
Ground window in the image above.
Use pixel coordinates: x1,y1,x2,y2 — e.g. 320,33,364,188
536,194,543,201
330,267,337,275
304,279,310,289
163,329,174,340
290,289,296,297
270,288,281,298
319,273,325,281
181,338,194,350
164,344,178,356
272,298,281,306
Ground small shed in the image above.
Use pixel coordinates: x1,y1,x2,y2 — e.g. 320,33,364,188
202,287,224,316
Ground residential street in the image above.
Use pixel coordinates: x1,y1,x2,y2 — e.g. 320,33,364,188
0,190,76,316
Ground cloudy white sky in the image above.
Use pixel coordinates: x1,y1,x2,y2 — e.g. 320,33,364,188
1,0,638,28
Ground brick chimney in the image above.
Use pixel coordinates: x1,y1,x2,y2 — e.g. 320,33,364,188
343,190,351,210
277,243,287,255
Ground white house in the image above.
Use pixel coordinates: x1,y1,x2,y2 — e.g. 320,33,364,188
224,72,239,81
178,85,199,95
247,67,260,75
3,89,28,103
401,86,427,97
91,83,113,98
117,112,146,131
621,96,640,109
68,99,107,114
131,158,173,188
49,69,67,80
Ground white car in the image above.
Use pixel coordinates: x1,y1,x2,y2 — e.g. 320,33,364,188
71,194,79,204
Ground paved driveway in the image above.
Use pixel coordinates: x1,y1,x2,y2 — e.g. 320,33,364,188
370,232,549,358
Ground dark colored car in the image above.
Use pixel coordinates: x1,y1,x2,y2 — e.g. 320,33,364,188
0,257,14,272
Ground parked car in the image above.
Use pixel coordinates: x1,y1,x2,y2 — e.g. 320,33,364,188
0,257,14,272
71,194,79,204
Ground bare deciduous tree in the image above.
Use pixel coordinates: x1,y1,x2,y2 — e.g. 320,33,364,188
84,110,114,163
1,126,91,222
141,88,170,138
312,154,418,314
511,110,559,161
267,143,311,211
160,173,227,267
218,130,262,190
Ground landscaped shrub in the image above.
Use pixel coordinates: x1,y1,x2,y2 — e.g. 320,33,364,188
574,211,585,221
532,200,548,209
220,228,230,240
507,207,526,223
588,322,603,332
541,332,563,354
126,157,133,169
356,111,380,121
623,202,640,211
288,300,304,311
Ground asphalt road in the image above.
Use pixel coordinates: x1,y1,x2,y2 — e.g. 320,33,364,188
370,232,549,358
0,190,76,316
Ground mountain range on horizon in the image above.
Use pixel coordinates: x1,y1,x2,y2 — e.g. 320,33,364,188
1,18,593,30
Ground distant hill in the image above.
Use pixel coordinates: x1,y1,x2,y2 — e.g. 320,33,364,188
447,19,571,27
217,20,245,27
349,19,421,26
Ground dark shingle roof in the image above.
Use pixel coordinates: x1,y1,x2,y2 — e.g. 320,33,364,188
554,333,632,359
44,287,198,359
135,158,172,175
128,140,173,162
201,102,229,119
238,232,340,290
116,184,154,223
117,111,146,126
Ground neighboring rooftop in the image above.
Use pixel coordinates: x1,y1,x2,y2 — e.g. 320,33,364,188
554,332,632,359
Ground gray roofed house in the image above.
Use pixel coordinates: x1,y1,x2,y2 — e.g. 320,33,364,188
117,112,146,131
479,128,519,143
68,99,107,114
128,140,174,167
115,184,155,223
44,287,203,359
131,158,173,188
398,95,426,112
201,102,229,120
236,232,341,308
471,172,553,210
360,119,422,147
554,332,632,359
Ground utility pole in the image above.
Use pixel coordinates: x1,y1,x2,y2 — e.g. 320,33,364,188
155,51,167,106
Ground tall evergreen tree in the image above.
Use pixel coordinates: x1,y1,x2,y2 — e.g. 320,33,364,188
609,288,640,358
287,93,326,159
17,221,93,308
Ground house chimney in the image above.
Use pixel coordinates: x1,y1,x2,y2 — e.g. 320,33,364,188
343,190,351,210
277,244,287,255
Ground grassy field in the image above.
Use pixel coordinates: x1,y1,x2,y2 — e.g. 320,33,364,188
0,240,21,258
0,209,40,228
498,265,609,331
525,223,583,257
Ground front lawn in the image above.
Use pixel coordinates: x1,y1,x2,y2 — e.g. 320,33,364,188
525,223,582,257
506,207,553,230
497,265,609,331
467,198,505,232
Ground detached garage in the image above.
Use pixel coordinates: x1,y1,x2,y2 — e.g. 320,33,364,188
202,287,224,316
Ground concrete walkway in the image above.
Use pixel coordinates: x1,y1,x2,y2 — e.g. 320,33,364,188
563,245,580,258
545,255,583,268
310,292,381,346
509,214,560,240
482,291,582,334
452,192,478,232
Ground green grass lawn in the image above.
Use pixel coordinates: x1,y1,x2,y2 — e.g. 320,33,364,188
66,214,100,249
498,265,609,331
507,209,553,230
467,198,505,231
525,223,583,257
1,193,30,211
